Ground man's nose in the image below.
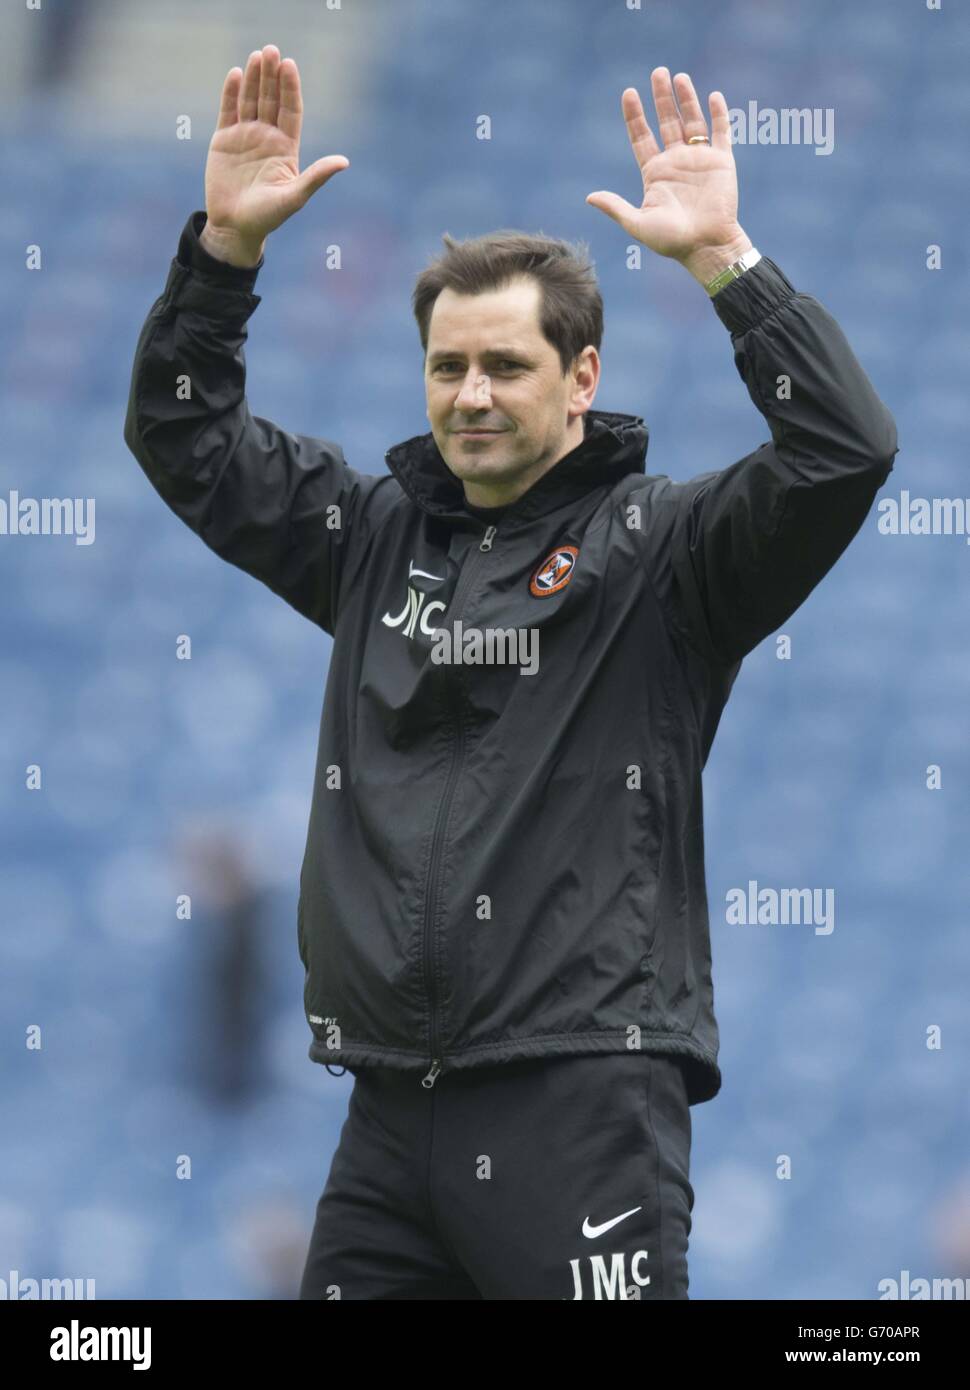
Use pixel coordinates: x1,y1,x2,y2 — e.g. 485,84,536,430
455,370,493,410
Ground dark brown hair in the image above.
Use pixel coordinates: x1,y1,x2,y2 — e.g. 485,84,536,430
412,229,603,377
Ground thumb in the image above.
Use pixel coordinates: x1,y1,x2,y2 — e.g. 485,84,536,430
285,155,350,215
586,191,639,236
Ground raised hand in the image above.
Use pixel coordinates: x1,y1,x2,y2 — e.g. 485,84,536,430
586,68,751,284
202,45,350,266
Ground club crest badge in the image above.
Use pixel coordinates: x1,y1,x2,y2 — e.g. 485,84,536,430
529,545,579,597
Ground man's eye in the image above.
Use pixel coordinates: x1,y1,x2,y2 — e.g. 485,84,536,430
434,361,520,373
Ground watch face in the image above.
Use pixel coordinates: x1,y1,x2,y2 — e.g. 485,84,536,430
707,249,760,297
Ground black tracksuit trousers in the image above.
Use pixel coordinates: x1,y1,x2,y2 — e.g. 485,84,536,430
299,1051,694,1300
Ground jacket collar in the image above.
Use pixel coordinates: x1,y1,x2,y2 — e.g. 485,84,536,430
383,409,649,522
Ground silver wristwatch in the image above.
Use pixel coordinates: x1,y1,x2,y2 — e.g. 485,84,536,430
705,247,762,298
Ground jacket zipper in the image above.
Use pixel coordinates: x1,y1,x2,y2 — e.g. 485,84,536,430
421,522,498,1088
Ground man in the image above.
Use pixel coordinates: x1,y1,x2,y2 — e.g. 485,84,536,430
124,46,897,1300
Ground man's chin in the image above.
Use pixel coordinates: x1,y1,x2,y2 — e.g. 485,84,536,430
442,449,513,481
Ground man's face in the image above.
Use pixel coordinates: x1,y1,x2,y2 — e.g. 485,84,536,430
424,276,599,509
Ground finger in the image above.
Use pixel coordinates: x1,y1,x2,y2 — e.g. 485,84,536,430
620,88,661,176
258,44,281,126
673,72,708,143
216,67,242,130
585,190,640,237
708,90,732,152
239,50,261,122
278,58,303,142
285,156,351,214
650,66,684,148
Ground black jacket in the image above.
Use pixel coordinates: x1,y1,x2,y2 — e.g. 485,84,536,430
124,211,898,1104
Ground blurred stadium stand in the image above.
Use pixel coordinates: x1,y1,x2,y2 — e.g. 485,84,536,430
0,0,967,1299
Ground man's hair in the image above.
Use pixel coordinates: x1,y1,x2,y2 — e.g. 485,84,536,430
411,229,603,377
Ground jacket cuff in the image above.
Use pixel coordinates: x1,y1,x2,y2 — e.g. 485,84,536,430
160,210,263,317
176,209,264,289
711,256,797,336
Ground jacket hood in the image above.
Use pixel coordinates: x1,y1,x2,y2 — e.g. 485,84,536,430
383,409,649,522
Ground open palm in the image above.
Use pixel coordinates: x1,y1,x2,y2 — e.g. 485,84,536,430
205,46,349,245
587,69,740,261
